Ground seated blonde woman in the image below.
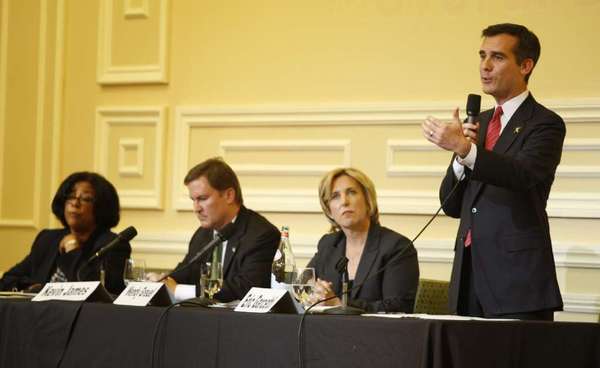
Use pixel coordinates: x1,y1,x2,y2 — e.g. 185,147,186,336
307,168,419,313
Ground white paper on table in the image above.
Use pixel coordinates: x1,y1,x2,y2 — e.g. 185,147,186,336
361,313,516,321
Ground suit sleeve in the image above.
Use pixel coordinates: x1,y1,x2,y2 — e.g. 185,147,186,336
440,155,470,219
215,225,280,301
170,229,205,284
0,230,49,291
351,239,420,313
472,112,565,192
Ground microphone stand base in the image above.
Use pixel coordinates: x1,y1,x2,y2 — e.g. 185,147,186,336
323,305,364,315
179,296,216,307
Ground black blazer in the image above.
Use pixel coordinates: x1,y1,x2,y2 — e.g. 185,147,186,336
0,228,131,295
440,94,564,316
171,206,280,302
307,223,419,313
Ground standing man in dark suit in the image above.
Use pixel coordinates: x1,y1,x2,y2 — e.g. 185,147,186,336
164,157,280,302
422,23,564,320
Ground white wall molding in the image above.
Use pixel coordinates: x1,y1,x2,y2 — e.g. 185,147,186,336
0,219,37,228
376,190,600,219
386,139,447,177
95,107,166,209
243,189,320,213
176,186,600,219
414,240,600,270
0,0,10,226
131,232,190,255
175,99,600,127
118,138,144,177
97,0,169,84
124,0,149,19
556,138,600,178
131,232,600,269
562,138,600,151
220,139,351,176
549,99,600,124
553,246,600,269
0,0,47,229
561,293,600,314
31,0,49,229
49,0,65,228
173,103,600,217
176,104,461,127
546,192,600,218
385,138,600,178
131,231,320,260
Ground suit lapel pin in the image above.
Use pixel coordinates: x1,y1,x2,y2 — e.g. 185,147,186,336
514,126,522,134
232,247,236,253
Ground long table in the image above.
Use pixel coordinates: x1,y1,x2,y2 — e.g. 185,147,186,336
1,298,600,368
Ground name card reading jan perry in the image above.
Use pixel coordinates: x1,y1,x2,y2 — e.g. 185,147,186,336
32,282,101,302
113,282,166,306
234,287,287,313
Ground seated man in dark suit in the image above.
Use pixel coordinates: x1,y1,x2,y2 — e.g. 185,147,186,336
164,157,280,302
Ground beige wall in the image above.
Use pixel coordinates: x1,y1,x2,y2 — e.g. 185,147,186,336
1,0,599,321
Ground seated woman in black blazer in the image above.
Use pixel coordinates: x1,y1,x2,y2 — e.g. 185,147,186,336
0,172,131,294
307,168,419,313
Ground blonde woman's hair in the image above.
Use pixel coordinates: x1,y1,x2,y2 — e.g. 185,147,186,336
318,167,379,231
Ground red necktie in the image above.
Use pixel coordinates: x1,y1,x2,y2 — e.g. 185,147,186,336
464,106,504,247
464,229,472,247
485,106,503,150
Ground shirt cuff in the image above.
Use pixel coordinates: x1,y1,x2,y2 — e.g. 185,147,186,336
456,142,477,171
452,157,465,180
174,284,196,302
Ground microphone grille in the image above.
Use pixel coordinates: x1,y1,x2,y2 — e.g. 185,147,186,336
119,226,138,241
466,94,481,116
335,256,349,274
217,222,236,241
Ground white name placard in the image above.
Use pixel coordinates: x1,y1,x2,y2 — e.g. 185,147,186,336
113,282,166,306
32,282,101,302
234,287,288,313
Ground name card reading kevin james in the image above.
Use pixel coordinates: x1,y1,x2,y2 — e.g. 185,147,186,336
32,282,101,302
113,282,165,306
234,287,287,313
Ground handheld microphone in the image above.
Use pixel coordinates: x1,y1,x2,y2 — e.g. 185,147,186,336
160,222,236,282
466,94,481,124
87,226,137,263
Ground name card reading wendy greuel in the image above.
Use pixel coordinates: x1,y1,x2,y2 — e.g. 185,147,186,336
32,282,103,302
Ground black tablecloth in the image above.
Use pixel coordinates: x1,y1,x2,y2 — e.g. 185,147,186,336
1,299,599,368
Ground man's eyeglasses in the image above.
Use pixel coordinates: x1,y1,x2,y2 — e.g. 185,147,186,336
66,195,95,205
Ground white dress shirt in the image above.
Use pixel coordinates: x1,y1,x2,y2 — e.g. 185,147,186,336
174,217,236,302
452,90,530,179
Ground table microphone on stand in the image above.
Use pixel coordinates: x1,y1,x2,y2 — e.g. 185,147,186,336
324,257,365,315
170,222,236,307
